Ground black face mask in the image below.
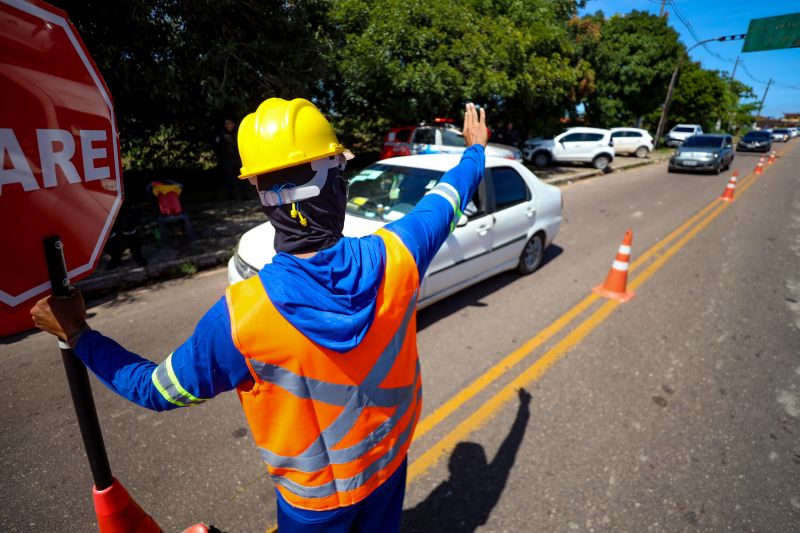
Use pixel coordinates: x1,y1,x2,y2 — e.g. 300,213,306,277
256,156,348,255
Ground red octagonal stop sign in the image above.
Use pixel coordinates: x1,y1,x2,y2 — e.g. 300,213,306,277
1,0,122,310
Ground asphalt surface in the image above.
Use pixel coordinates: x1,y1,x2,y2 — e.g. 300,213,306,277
2,144,799,532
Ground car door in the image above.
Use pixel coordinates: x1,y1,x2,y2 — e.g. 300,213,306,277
485,166,535,267
420,180,493,302
553,132,585,161
611,130,631,154
723,136,734,166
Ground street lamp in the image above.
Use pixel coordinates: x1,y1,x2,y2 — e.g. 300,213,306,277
654,34,746,147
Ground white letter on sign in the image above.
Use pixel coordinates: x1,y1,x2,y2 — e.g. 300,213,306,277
80,130,110,182
37,129,81,188
0,128,39,195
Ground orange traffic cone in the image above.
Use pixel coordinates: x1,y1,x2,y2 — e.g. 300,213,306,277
755,157,764,175
719,172,737,203
593,229,635,303
768,150,776,165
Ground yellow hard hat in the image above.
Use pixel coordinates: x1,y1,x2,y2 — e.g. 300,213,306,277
237,97,353,179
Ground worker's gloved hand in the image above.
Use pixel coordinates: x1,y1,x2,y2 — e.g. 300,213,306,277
30,289,89,347
462,102,488,148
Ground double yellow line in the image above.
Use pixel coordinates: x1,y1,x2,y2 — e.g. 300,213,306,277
407,153,778,483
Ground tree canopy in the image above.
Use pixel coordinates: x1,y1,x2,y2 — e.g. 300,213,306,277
51,0,759,169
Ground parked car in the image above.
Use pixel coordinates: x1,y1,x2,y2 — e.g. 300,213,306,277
610,127,654,158
772,128,791,142
736,130,772,153
522,127,615,170
229,155,563,309
664,124,703,147
381,120,522,161
788,127,798,138
668,134,734,174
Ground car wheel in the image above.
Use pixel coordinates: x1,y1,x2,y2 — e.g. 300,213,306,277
518,233,544,275
592,155,611,170
532,152,550,168
634,146,649,158
713,163,721,175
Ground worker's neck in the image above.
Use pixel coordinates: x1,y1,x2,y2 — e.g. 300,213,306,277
292,251,318,259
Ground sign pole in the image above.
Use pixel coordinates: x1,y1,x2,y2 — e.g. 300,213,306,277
43,235,113,491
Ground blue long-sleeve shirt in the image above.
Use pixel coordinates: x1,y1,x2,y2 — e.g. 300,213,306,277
74,146,485,411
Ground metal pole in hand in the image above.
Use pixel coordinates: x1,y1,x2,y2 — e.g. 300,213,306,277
43,235,113,491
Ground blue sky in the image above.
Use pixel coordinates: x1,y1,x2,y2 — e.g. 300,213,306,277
579,0,800,117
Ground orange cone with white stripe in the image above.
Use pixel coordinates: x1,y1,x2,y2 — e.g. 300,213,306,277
768,150,776,165
719,171,737,203
755,157,764,175
593,229,635,303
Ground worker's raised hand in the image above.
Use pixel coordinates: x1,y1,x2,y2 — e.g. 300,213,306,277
31,289,88,346
462,102,488,148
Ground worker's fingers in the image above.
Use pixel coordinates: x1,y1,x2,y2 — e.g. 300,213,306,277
478,106,486,127
464,102,474,128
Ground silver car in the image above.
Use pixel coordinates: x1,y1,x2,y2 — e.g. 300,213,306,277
668,134,734,174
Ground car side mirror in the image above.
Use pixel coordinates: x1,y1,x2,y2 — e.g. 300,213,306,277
456,214,469,227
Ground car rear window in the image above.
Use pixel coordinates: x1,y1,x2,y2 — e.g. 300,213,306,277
682,136,722,148
346,164,444,221
673,126,696,133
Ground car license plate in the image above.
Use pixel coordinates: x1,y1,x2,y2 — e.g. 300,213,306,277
683,160,697,167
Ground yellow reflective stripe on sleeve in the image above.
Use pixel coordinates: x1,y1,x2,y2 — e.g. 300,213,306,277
151,367,188,407
165,354,205,404
150,353,206,407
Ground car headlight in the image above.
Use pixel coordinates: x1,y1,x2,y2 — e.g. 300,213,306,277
234,253,258,279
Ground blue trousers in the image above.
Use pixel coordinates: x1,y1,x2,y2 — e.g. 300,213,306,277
275,459,407,532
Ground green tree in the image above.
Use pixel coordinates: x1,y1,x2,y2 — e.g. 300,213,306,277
578,10,683,128
54,0,331,169
324,0,592,152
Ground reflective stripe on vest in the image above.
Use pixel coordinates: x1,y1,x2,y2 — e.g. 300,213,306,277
226,228,421,511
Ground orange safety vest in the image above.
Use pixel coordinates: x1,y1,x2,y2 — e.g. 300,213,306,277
226,228,422,511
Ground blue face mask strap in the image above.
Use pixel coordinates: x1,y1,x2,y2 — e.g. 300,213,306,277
267,182,297,206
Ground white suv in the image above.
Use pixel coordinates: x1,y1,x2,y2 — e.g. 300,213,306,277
523,127,615,170
610,127,654,158
665,124,703,147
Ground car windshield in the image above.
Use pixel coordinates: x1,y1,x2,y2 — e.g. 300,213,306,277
682,136,722,148
346,164,444,222
774,129,789,134
743,132,770,140
673,126,696,133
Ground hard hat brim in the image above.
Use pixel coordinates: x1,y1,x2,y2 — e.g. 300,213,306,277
238,147,354,180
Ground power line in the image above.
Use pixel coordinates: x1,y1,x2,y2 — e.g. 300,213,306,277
666,0,736,63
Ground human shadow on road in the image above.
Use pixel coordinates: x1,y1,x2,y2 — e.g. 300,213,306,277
416,245,563,331
402,388,532,533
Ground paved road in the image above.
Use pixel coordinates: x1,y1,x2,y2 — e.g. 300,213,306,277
2,145,798,532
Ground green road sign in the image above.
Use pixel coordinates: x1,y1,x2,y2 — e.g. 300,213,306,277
743,12,800,53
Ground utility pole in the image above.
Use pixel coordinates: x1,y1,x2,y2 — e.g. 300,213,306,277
659,0,667,17
730,56,740,80
654,34,747,147
756,78,773,117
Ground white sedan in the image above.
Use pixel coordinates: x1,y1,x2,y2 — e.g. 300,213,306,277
228,155,563,309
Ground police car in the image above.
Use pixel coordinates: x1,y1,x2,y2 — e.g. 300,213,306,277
381,119,522,162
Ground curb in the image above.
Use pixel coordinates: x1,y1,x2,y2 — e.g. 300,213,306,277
76,249,231,299
541,155,670,187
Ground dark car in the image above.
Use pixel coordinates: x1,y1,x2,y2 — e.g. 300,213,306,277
736,130,772,153
668,134,734,174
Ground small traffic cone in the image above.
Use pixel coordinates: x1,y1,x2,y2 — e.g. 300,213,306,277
768,150,776,165
755,157,764,175
719,172,737,203
93,478,162,533
593,229,635,303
